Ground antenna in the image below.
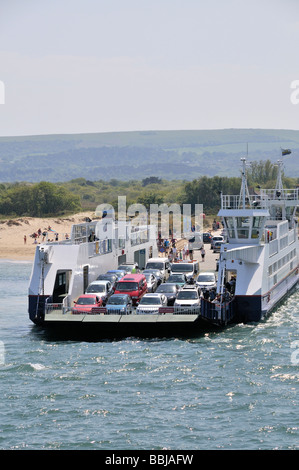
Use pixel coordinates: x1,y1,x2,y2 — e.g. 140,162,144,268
239,158,251,208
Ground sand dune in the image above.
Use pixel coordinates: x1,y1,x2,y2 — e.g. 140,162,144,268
0,212,94,261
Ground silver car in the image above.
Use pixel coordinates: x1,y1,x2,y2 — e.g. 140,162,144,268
136,293,167,314
143,273,158,292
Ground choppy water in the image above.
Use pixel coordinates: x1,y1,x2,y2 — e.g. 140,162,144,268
0,261,298,450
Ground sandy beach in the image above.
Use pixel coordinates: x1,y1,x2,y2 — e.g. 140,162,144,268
0,212,94,262
0,212,220,272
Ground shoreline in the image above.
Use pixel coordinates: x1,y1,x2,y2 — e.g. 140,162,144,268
0,212,94,262
0,213,220,272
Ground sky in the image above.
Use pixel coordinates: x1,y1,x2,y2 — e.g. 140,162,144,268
0,0,299,136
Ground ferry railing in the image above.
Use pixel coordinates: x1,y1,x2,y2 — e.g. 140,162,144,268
260,188,299,201
200,297,235,325
221,194,260,210
45,301,63,314
67,306,201,316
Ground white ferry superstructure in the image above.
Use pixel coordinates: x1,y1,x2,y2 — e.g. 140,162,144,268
201,157,299,325
28,215,158,326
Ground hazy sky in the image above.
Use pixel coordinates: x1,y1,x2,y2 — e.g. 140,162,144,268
0,0,298,136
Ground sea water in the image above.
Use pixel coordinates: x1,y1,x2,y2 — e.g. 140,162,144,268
0,261,298,450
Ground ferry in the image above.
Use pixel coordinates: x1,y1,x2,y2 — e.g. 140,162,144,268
28,154,299,338
28,214,158,325
28,212,204,338
200,157,299,326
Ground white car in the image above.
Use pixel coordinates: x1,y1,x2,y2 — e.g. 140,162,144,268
196,272,217,291
210,235,224,250
136,293,167,314
174,286,200,307
85,280,113,303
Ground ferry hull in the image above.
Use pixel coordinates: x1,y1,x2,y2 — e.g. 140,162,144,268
35,315,216,340
29,294,49,325
234,295,263,323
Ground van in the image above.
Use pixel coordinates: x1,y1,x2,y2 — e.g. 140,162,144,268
144,257,170,282
188,232,203,251
170,260,199,283
114,273,147,305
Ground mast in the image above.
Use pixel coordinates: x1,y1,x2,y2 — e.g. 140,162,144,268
274,159,284,199
239,158,251,209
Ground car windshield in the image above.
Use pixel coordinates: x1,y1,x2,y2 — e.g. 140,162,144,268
139,297,161,305
144,269,159,276
145,262,164,270
177,291,198,299
116,282,138,291
171,264,193,272
98,274,115,281
144,274,153,281
86,284,105,293
118,265,132,272
107,296,126,305
169,274,184,281
157,285,177,293
197,274,215,282
77,297,97,305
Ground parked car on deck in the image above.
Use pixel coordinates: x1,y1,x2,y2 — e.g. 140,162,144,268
136,293,168,314
213,241,225,253
196,272,217,291
203,232,212,243
117,262,139,273
174,286,201,307
169,260,199,283
156,283,180,305
107,269,127,280
114,273,147,305
96,273,118,289
72,294,103,314
167,273,187,287
105,294,133,315
143,273,158,292
85,280,113,304
144,258,170,282
142,269,163,285
211,236,224,250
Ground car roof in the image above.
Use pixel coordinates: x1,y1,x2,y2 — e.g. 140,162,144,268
109,293,130,299
142,293,163,297
78,294,99,298
121,274,145,281
89,280,110,285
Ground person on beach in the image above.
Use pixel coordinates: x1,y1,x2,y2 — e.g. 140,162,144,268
24,235,26,244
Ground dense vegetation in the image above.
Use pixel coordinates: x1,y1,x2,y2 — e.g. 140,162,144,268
0,182,81,217
1,161,298,218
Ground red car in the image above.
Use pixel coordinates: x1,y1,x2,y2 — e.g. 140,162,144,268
72,294,103,314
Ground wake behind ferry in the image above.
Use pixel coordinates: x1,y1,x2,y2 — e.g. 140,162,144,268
28,155,299,338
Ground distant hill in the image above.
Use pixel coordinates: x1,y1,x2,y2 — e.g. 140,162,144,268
0,128,299,182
